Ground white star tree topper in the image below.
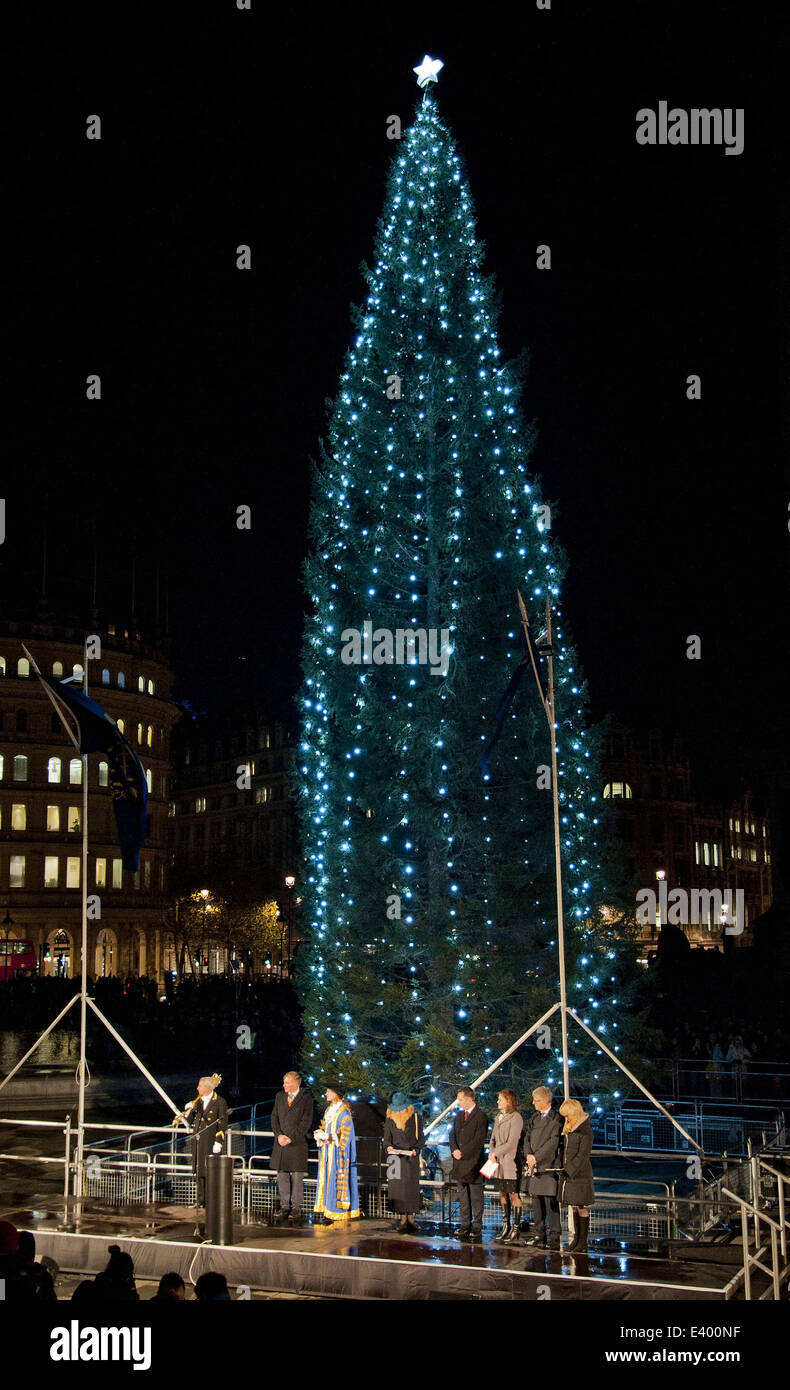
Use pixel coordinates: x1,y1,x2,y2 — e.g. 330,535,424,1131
414,54,444,89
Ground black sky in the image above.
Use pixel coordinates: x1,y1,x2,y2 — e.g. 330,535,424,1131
4,1,788,803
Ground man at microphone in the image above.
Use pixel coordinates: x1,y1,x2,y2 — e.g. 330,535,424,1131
185,1074,228,1207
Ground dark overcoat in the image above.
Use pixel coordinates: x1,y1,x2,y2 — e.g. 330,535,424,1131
383,1111,425,1213
190,1092,229,1177
269,1088,315,1173
561,1117,595,1206
523,1106,564,1197
449,1106,489,1182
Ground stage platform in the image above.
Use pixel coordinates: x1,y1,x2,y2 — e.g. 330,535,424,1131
0,1198,743,1300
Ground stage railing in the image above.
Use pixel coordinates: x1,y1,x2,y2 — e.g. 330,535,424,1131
721,1156,790,1300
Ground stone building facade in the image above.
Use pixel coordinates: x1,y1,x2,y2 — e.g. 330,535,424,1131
0,614,179,982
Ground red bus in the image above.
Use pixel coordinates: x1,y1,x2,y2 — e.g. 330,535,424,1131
0,939,37,981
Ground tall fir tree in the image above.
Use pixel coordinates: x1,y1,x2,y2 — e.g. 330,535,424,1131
296,64,643,1117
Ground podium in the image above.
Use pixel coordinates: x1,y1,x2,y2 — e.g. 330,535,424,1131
206,1154,234,1245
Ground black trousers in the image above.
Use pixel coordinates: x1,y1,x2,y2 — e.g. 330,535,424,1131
456,1180,484,1229
532,1192,561,1235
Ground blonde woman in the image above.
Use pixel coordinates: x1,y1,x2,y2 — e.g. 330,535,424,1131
558,1098,594,1252
488,1090,524,1244
383,1091,425,1232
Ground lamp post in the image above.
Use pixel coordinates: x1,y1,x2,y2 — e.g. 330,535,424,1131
284,876,295,979
200,888,209,974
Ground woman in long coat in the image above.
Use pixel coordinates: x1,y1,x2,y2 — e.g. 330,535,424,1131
488,1090,524,1244
313,1083,362,1224
382,1091,425,1232
558,1097,595,1252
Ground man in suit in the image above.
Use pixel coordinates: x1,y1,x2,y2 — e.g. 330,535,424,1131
522,1085,564,1249
188,1074,229,1207
449,1086,489,1241
269,1070,315,1225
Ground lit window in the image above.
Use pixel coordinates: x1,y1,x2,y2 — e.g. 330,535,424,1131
137,723,143,744
117,672,125,688
147,679,155,694
102,668,110,685
66,857,80,888
69,758,82,785
146,769,153,793
146,725,153,747
47,805,60,831
13,755,28,781
9,855,26,888
703,843,710,866
735,819,740,833
255,786,271,804
138,676,145,692
48,757,62,783
0,754,3,779
713,844,719,867
52,661,63,677
117,719,124,734
68,806,81,833
95,858,107,887
195,796,206,813
695,841,700,865
98,761,109,787
44,856,59,888
11,804,27,831
72,664,83,679
17,658,30,677
112,859,122,888
603,782,632,799
0,657,5,675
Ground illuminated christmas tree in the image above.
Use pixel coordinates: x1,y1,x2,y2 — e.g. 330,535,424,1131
296,60,641,1114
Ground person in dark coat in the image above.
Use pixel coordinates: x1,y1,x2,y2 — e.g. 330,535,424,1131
383,1091,425,1233
92,1244,139,1301
559,1098,595,1252
522,1085,564,1250
178,1073,228,1206
270,1070,315,1225
449,1086,489,1241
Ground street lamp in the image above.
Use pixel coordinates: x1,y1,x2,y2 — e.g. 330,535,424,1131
284,877,295,979
655,869,665,940
200,889,209,974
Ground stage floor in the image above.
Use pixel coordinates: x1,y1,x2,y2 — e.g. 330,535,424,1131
2,1199,742,1301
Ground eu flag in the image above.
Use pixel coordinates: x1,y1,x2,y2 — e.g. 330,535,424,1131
44,678,149,873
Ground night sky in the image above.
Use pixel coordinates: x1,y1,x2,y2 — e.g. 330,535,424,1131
5,2,788,809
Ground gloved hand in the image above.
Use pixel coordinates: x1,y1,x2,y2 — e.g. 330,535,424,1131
212,1141,222,1154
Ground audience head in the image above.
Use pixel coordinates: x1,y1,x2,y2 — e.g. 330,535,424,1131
194,1270,231,1301
155,1271,186,1300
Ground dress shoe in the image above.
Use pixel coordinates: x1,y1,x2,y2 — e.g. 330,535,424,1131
456,1226,472,1240
523,1230,547,1248
466,1227,482,1242
287,1211,302,1227
546,1237,561,1251
502,1224,522,1244
273,1208,288,1225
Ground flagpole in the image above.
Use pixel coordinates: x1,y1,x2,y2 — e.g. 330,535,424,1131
544,596,570,1102
74,639,90,1195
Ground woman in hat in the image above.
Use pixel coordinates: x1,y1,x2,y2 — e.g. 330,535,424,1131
382,1091,425,1233
313,1083,362,1224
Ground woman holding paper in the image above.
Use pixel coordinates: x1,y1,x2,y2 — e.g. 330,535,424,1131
383,1091,425,1232
487,1090,524,1244
313,1083,362,1224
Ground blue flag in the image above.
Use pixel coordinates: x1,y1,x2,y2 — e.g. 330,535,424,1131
481,608,550,778
44,677,149,873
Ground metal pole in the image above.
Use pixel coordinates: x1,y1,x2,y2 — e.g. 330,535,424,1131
74,643,90,1196
424,1002,561,1135
544,597,570,1102
0,992,79,1092
568,1008,703,1153
63,1113,72,1200
741,1204,751,1300
85,997,181,1114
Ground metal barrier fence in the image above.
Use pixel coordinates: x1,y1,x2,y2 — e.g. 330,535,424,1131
591,1101,787,1156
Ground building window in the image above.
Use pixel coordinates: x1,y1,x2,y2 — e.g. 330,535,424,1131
66,857,80,888
138,676,145,692
133,869,140,890
15,709,27,732
695,841,700,865
137,722,143,744
96,858,107,887
48,757,61,783
117,718,125,734
52,661,63,677
713,843,720,867
603,782,632,800
195,796,206,813
0,754,3,779
9,855,26,888
0,657,5,675
146,725,153,747
47,805,60,831
102,668,110,685
734,819,740,833
68,806,81,833
112,859,122,888
143,861,151,888
98,761,109,787
17,658,30,678
44,856,59,888
168,801,176,818
10,803,27,832
259,728,271,750
13,755,28,781
703,842,710,866
147,679,155,694
117,672,125,688
69,758,82,784
146,769,153,793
